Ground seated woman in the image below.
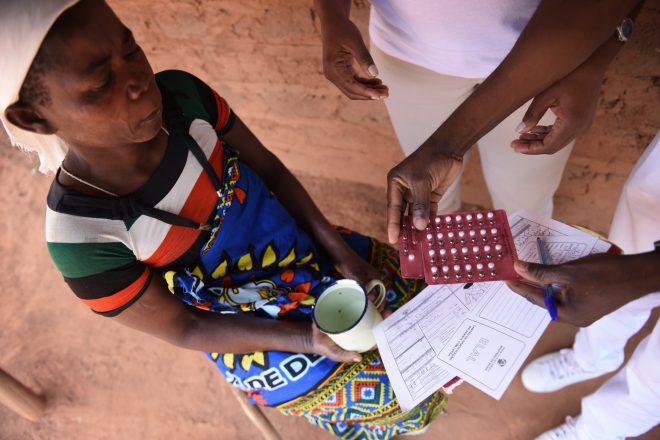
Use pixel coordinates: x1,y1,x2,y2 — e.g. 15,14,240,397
1,1,451,438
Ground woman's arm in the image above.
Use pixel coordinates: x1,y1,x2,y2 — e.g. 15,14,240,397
386,0,642,241
113,274,361,362
221,114,379,285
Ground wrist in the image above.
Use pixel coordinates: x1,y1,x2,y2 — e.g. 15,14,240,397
314,0,351,31
627,251,660,297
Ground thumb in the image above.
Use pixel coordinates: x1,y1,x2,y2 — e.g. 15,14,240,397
410,182,431,231
516,92,552,133
352,39,378,78
332,347,362,364
514,260,560,285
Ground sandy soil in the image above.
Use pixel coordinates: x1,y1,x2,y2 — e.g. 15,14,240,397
1,1,659,439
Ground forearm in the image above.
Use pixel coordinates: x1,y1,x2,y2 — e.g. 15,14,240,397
265,159,355,263
177,309,310,354
425,0,640,156
625,250,660,300
314,0,352,26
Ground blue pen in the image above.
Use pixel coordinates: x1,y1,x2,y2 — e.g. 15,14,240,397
536,237,558,320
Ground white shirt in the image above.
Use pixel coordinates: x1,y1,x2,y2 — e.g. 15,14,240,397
609,131,660,254
369,0,541,78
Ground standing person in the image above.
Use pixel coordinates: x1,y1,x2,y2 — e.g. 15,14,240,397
1,1,448,438
507,132,660,440
314,0,640,243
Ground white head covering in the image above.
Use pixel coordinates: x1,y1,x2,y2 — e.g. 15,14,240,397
0,0,80,173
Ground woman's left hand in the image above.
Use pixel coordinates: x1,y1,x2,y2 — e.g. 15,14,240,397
335,253,387,312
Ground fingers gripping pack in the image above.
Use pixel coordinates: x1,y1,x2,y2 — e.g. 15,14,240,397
399,210,520,284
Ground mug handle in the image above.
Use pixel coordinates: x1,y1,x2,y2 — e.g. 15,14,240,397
364,279,386,309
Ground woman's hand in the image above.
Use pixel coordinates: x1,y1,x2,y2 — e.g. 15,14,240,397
505,251,660,327
387,147,464,243
305,323,362,363
335,252,387,311
320,16,389,100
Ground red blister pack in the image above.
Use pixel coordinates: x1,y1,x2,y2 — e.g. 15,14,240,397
399,210,519,284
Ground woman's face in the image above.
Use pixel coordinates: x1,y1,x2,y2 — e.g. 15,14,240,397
31,0,162,148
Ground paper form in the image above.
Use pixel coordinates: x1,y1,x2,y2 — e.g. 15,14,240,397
375,210,611,409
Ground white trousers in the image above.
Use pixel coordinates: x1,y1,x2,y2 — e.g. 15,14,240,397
573,132,660,440
371,44,574,217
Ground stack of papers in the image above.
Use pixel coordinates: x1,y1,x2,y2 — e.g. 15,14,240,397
374,210,611,411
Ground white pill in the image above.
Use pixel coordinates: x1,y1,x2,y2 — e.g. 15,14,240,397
450,248,458,255
469,230,476,237
480,229,487,236
458,231,465,238
437,232,444,240
453,264,461,272
434,216,441,223
455,215,462,222
426,233,433,240
472,246,480,253
484,245,491,252
442,265,450,273
408,254,415,261
495,244,503,252
466,214,473,221
440,248,447,256
487,212,494,219
462,247,469,254
488,262,495,269
429,249,436,257
465,264,473,271
431,266,438,274
491,228,498,235
445,216,452,222
447,231,455,238
476,263,484,270
476,213,484,220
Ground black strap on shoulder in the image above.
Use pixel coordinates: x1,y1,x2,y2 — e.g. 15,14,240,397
161,85,223,195
55,85,223,231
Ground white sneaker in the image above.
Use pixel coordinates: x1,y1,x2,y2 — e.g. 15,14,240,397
522,349,605,393
536,416,581,440
535,416,624,440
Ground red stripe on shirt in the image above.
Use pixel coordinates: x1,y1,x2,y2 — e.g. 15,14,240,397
214,92,230,131
81,267,151,313
143,140,224,267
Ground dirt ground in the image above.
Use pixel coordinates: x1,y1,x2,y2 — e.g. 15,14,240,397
1,1,659,439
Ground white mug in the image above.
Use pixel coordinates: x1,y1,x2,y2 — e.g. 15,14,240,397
312,279,387,353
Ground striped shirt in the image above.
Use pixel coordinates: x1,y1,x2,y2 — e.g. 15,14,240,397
46,70,235,316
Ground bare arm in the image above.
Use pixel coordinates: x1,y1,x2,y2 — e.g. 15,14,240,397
313,0,389,99
426,0,640,156
222,114,381,288
386,0,641,241
113,274,361,362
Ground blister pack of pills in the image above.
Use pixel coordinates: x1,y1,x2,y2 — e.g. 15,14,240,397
398,210,520,284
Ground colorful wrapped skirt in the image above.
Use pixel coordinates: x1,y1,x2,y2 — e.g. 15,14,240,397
163,148,447,439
